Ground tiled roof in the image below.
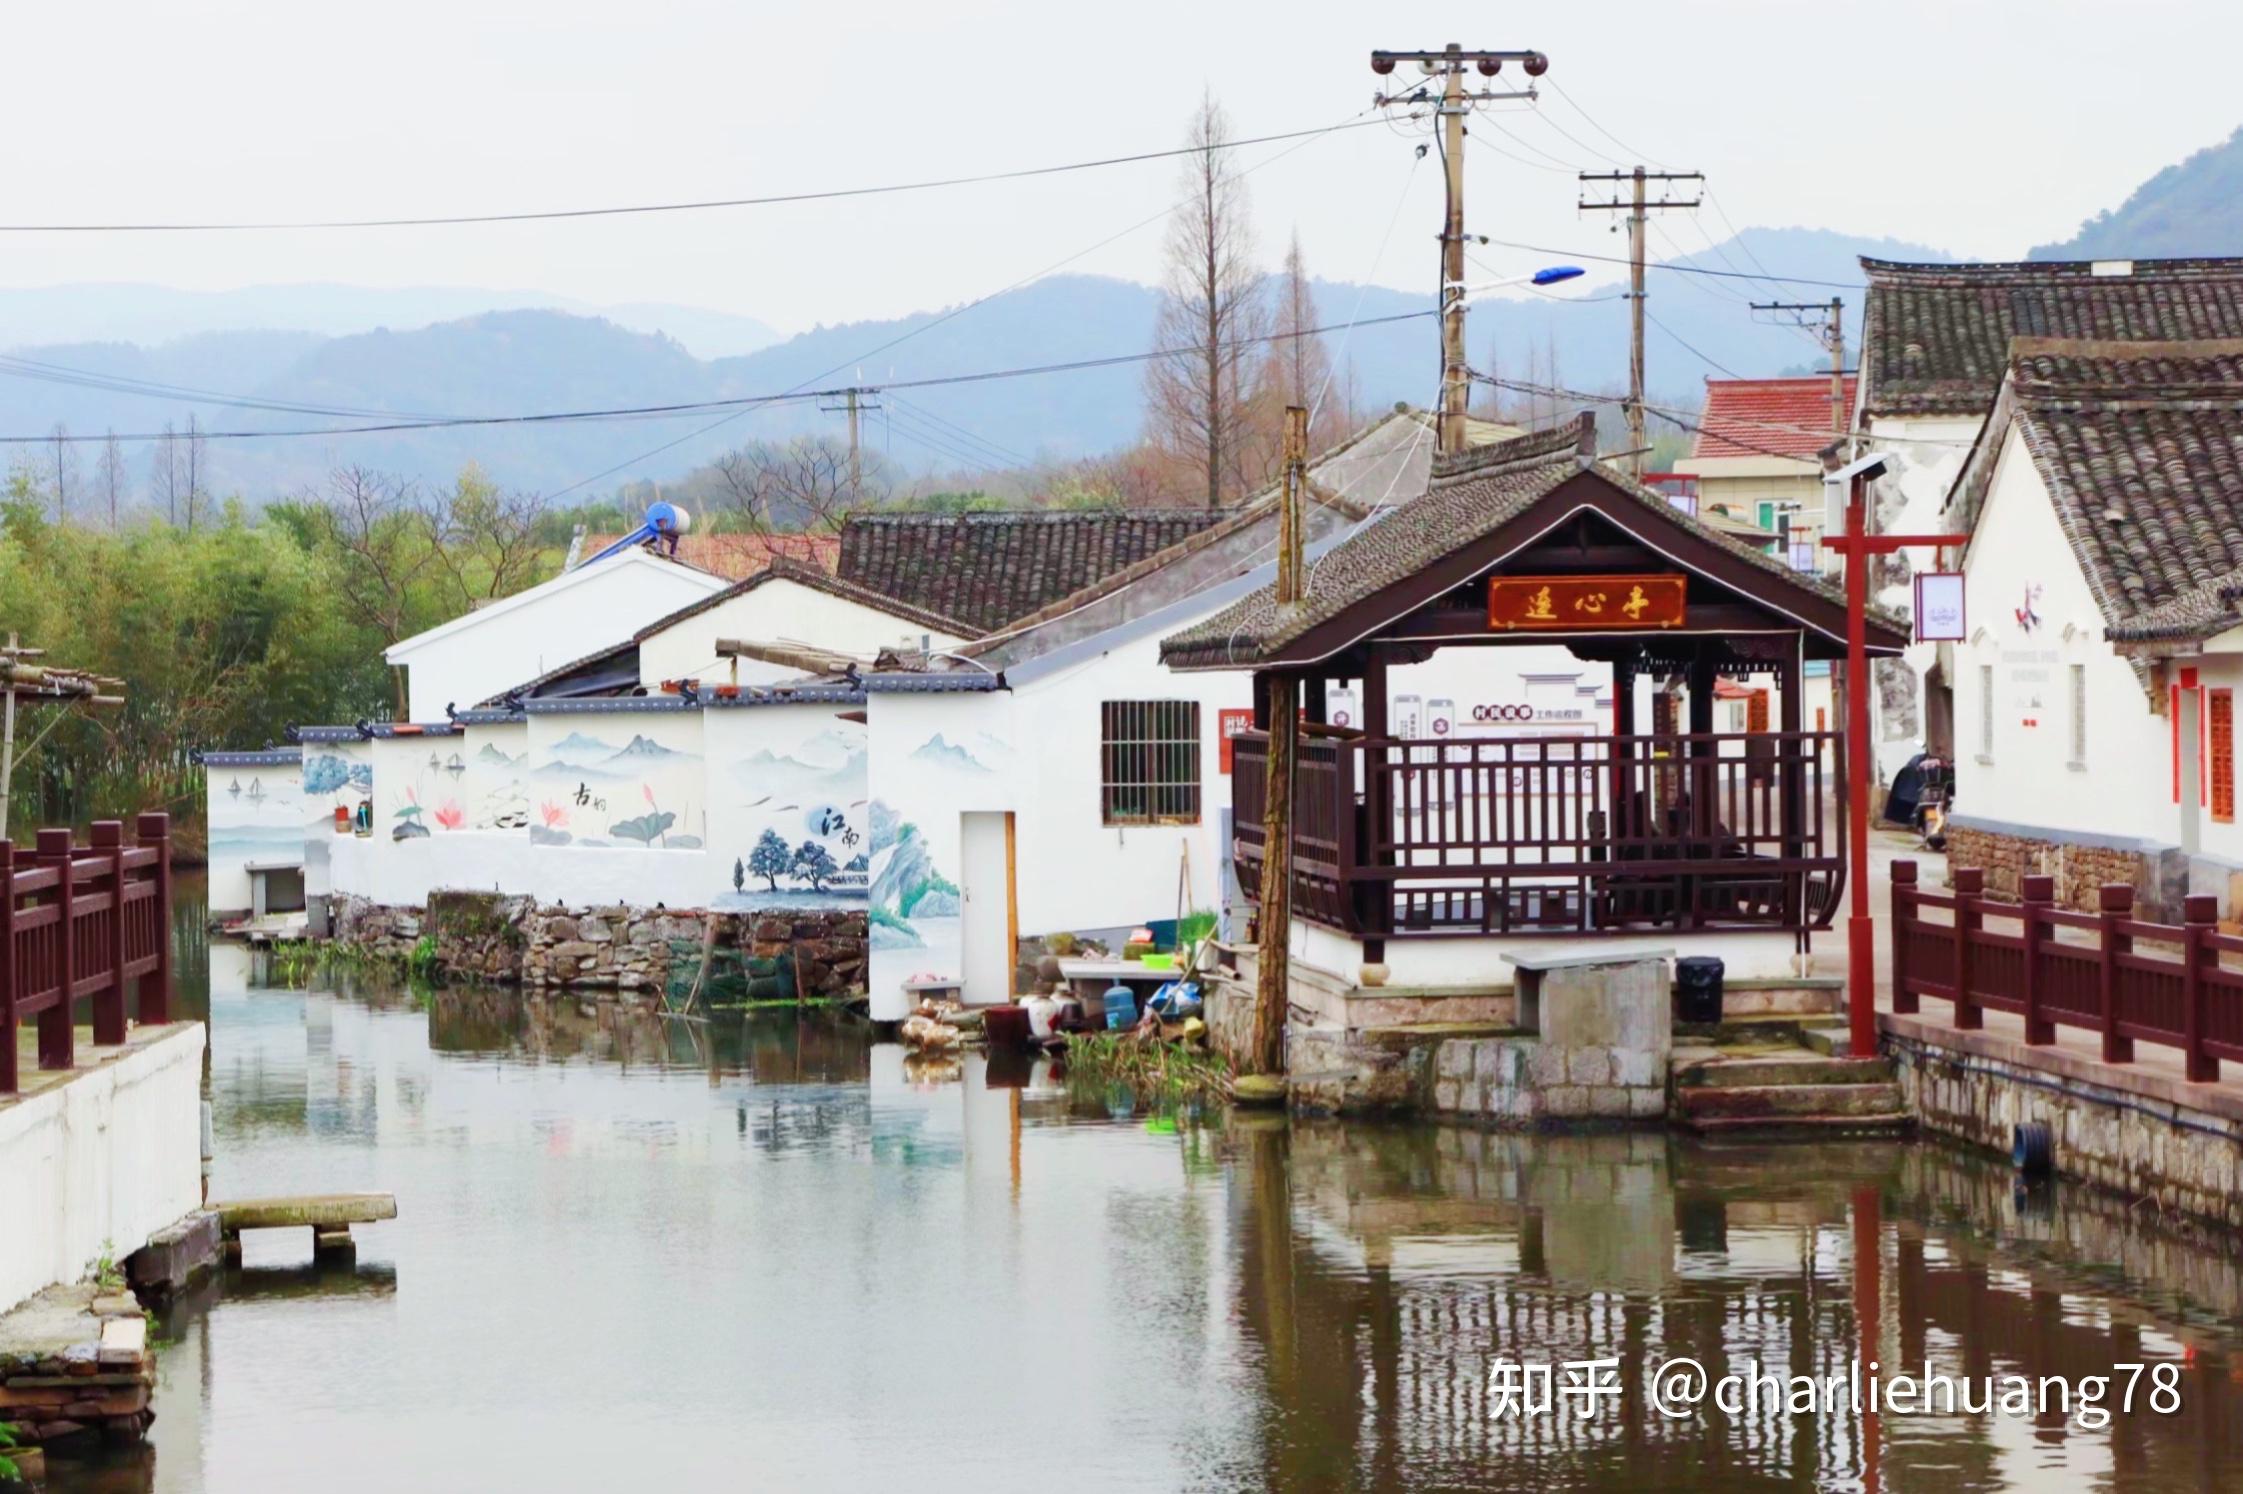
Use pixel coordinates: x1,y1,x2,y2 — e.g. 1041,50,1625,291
837,509,1230,633
1965,339,2243,644
1690,376,1857,460
629,555,974,644
578,530,839,581
1162,415,1894,670
1860,257,2243,419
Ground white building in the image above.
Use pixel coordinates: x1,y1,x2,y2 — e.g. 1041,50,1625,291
1855,255,2243,780
1943,337,2243,918
384,544,727,722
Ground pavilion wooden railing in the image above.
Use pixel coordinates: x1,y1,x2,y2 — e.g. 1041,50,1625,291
1232,730,1841,939
1890,860,2243,1083
0,813,175,1094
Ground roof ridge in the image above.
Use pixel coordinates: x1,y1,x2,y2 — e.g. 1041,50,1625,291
1865,255,2243,280
1428,413,1593,488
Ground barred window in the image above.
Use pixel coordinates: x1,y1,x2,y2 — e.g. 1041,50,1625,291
2212,689,2234,824
1100,700,1201,825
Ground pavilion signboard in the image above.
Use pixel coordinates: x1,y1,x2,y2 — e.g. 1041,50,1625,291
1487,573,1687,631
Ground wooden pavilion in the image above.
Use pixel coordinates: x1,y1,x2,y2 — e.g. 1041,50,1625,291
1161,414,1909,982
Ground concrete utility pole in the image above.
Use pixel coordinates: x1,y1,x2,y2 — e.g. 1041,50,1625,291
1753,296,1850,452
1579,167,1702,478
818,386,882,500
1371,44,1549,457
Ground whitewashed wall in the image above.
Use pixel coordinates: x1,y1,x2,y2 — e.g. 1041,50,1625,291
203,751,305,915
387,551,724,721
638,578,965,689
298,739,371,899
1953,427,2171,844
0,1025,205,1313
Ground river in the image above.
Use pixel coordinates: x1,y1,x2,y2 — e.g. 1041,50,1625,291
36,894,2243,1492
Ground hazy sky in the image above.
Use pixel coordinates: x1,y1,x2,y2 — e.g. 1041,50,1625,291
5,0,2237,333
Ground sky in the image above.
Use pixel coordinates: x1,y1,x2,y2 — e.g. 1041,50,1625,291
1,0,2238,335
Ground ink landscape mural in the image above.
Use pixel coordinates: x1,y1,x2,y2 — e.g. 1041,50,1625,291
525,711,706,850
715,711,870,910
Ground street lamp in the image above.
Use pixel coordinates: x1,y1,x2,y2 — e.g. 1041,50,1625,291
1447,265,1584,307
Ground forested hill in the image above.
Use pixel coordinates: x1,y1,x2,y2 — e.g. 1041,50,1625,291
0,227,1947,501
2031,126,2243,260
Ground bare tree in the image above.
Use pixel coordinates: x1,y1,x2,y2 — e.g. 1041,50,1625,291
180,414,210,531
1262,229,1337,451
704,434,892,535
424,463,551,607
297,467,440,714
46,423,78,525
1144,92,1270,505
148,422,180,524
96,430,127,527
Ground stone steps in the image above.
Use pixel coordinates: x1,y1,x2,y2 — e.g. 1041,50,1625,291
1677,1081,1904,1118
1800,1022,1854,1057
1674,1054,1893,1089
1672,1039,1909,1137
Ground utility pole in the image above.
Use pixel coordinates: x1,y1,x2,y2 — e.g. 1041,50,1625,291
1579,167,1703,478
1250,406,1312,1076
1753,296,1849,452
1371,44,1549,457
818,386,882,500
0,633,126,841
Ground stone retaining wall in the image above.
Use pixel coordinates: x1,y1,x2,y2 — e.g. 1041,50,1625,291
1942,819,2172,917
1884,1016,2243,1230
0,1281,156,1449
327,893,867,1001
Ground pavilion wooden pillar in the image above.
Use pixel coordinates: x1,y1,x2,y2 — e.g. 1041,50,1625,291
1685,648,1718,852
1360,649,1391,953
1610,653,1637,844
1778,638,1805,930
1252,669,1300,1077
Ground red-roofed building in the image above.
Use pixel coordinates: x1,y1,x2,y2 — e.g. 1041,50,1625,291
1673,375,1856,573
574,529,840,582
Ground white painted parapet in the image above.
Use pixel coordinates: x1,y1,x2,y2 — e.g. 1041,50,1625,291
0,1023,207,1313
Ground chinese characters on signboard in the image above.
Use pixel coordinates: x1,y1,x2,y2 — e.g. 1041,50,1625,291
1487,574,1687,631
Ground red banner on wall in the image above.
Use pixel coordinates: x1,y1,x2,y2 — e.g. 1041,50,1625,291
1487,574,1687,631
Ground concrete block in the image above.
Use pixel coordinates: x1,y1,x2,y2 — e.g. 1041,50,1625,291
1588,1086,1631,1116
1529,1041,1570,1088
1569,1048,1611,1087
1544,1084,1589,1118
1437,1042,1476,1082
1434,1078,1462,1113
1611,1047,1662,1089
1628,1087,1667,1118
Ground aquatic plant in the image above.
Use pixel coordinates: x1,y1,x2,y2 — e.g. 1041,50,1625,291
0,1419,19,1482
1062,1030,1231,1108
408,934,440,980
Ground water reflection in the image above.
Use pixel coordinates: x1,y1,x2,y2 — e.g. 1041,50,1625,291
46,901,2243,1492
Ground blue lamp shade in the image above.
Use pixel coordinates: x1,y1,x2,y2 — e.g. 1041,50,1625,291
1531,266,1586,286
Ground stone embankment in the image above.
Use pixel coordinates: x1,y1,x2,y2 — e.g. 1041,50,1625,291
0,1281,157,1453
328,892,867,1001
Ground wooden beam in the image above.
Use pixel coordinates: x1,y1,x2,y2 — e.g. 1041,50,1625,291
1251,671,1300,1077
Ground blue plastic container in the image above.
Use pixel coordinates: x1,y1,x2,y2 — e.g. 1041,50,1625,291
1102,983,1139,1029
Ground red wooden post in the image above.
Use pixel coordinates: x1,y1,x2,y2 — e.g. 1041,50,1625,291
2182,892,2219,1083
1951,867,1984,1030
35,827,75,1071
88,820,127,1046
1889,858,1919,1015
2097,883,2135,1064
0,838,15,1094
2020,873,2054,1045
137,812,173,1025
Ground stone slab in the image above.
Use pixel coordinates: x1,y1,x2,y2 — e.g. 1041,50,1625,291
1503,948,1676,974
126,1208,222,1297
214,1193,397,1232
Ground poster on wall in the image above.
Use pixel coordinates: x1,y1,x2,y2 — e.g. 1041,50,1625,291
1914,573,1967,642
717,716,871,910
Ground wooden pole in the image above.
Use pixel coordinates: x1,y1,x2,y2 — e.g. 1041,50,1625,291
1250,407,1313,1076
1252,671,1299,1076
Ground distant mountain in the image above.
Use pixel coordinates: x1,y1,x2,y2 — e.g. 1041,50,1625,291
607,733,690,761
0,282,780,357
0,228,1954,503
908,734,990,773
2032,126,2243,261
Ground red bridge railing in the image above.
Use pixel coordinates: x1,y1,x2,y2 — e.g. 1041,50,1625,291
1891,859,2243,1083
0,813,175,1094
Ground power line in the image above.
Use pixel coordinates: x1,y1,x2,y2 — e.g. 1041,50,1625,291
1644,309,1746,379
1477,235,1858,290
0,118,1401,233
0,308,1439,447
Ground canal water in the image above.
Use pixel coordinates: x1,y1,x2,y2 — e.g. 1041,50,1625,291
40,896,2243,1492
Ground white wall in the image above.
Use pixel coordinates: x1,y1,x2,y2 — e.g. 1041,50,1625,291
638,577,965,689
387,551,724,721
299,740,371,900
204,754,305,916
0,1024,205,1313
1953,427,2171,844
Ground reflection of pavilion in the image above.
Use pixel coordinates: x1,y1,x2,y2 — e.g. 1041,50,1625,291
1165,416,1909,987
1230,1125,2243,1491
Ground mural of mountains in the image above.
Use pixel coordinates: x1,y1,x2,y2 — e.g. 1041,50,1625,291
0,229,1953,500
908,734,991,774
545,731,617,764
607,733,690,762
2032,125,2243,261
